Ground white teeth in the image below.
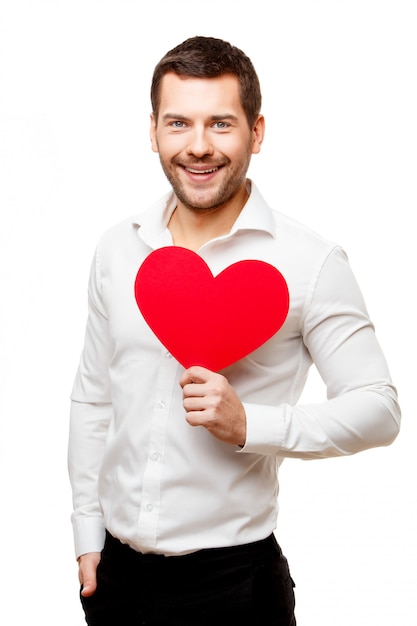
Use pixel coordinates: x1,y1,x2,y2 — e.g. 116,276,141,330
186,167,218,174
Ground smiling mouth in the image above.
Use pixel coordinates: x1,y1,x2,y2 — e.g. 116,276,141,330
183,166,221,174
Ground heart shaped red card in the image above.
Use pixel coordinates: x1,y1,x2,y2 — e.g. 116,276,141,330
134,247,289,371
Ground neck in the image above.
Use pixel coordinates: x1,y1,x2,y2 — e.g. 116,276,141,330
168,187,249,252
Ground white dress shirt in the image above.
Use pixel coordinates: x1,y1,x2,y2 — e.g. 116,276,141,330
68,181,400,559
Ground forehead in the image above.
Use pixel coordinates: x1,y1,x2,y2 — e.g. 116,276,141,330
158,72,244,117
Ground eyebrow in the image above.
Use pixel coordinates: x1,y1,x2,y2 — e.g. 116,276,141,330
161,113,239,123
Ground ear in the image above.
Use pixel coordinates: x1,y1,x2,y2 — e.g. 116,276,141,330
251,114,265,155
150,113,159,153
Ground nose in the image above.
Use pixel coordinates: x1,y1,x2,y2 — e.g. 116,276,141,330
186,127,214,158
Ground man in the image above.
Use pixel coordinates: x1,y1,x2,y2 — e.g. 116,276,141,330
68,36,401,625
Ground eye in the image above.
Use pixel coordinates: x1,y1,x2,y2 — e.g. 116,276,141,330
170,121,186,128
212,121,229,129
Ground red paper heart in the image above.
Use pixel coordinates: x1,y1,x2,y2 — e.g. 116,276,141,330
134,247,289,371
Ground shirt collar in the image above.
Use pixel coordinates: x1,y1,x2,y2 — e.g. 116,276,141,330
131,179,277,250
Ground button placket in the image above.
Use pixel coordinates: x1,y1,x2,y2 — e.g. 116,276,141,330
135,349,180,546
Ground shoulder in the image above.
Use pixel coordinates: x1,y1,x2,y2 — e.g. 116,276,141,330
271,207,338,251
96,214,139,248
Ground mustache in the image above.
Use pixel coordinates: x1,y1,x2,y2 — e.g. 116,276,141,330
173,157,230,168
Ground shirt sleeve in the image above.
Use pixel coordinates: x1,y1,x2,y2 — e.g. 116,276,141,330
68,247,113,558
241,246,401,458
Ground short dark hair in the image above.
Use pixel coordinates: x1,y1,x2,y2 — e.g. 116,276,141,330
151,36,262,128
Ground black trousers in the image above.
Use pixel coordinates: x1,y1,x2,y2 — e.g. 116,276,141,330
81,530,296,625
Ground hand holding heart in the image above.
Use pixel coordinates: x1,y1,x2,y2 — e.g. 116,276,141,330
135,247,289,445
180,366,247,446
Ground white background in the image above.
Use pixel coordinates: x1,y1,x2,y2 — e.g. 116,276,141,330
0,1,415,624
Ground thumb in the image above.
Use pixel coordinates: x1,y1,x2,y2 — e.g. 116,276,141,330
79,552,100,597
81,578,97,598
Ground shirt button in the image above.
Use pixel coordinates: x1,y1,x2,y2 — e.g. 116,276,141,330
145,503,153,512
157,400,165,410
150,452,160,461
166,351,172,359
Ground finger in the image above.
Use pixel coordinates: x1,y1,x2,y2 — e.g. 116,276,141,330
183,394,208,412
182,382,207,399
185,411,207,427
179,366,213,388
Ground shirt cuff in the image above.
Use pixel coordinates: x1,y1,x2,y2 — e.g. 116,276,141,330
238,402,289,455
71,515,106,560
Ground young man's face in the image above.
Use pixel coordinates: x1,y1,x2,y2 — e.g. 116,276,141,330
150,72,264,213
